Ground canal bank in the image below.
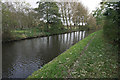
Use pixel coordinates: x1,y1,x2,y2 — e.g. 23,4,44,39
3,29,89,43
27,30,118,78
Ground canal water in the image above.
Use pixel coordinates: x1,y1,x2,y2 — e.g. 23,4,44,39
2,31,91,78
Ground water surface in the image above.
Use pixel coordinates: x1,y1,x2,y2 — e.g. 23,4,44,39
3,31,89,78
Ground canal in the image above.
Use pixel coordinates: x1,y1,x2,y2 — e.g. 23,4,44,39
2,31,91,78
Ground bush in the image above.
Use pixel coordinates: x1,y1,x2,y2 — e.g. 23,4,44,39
103,2,120,45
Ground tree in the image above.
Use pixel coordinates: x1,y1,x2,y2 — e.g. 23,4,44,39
87,14,97,30
59,1,89,30
102,2,120,45
2,2,15,40
58,2,66,29
94,1,120,45
35,1,61,31
72,2,88,29
2,1,36,41
92,2,106,29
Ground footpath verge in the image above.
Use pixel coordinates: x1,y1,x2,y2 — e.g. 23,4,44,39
27,30,118,78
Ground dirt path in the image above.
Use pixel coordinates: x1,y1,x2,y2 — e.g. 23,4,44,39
66,34,96,78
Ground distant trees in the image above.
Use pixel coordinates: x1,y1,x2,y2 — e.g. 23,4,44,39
35,2,61,32
102,2,120,45
34,1,92,31
93,4,105,29
59,1,90,30
93,1,120,45
2,1,97,41
2,2,16,40
87,14,97,30
2,2,36,40
2,2,34,29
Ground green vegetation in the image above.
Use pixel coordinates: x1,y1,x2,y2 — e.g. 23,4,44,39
2,1,96,42
27,30,118,78
27,28,96,78
2,0,119,78
93,2,120,46
68,30,118,78
35,2,61,32
103,2,120,46
3,27,88,42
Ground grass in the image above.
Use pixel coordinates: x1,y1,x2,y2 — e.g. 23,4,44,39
4,28,84,42
27,30,118,78
27,30,96,78
11,28,50,39
68,30,118,78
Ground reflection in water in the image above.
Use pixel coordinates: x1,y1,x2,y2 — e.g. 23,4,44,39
3,31,87,78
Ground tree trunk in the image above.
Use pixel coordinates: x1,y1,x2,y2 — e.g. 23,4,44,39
61,3,65,29
64,3,68,29
46,3,49,32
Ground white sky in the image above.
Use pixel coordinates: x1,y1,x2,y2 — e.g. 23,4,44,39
3,0,102,13
80,0,102,13
24,0,102,13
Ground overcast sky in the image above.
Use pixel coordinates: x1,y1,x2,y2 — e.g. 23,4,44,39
4,0,102,13
23,0,102,13
80,0,102,12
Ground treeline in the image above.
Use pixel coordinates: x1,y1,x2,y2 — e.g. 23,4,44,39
34,1,97,30
2,2,37,40
2,1,97,41
93,1,120,46
2,2,36,29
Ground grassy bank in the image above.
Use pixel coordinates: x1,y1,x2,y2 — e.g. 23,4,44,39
3,27,87,42
27,30,118,78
